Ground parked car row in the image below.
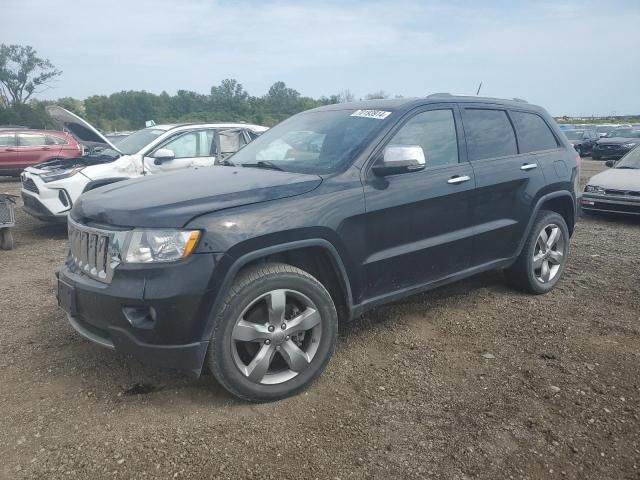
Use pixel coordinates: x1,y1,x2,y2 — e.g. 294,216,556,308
561,124,640,160
16,106,268,222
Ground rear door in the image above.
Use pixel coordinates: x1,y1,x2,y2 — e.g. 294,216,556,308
361,104,476,298
17,132,49,168
460,106,546,266
0,133,18,172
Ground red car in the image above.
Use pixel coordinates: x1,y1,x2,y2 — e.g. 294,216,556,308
0,129,82,176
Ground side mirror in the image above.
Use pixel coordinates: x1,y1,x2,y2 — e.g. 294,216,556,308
605,160,616,167
151,148,175,165
372,144,426,176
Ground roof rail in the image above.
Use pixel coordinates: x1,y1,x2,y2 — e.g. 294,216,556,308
426,93,453,98
512,97,528,103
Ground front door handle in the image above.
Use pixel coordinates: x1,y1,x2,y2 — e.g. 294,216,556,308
447,175,471,184
520,163,538,171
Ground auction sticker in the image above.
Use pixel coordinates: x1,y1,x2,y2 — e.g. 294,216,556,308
350,109,392,120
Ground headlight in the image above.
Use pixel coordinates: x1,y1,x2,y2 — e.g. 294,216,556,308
585,185,605,194
124,230,201,263
39,167,84,183
622,143,638,149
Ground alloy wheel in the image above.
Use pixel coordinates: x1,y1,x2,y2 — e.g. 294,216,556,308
231,289,322,385
533,223,565,284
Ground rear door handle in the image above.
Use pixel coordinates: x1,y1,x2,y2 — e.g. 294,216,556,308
447,175,471,184
520,163,538,171
5,148,16,152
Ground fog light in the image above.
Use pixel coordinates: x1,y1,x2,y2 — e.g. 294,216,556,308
58,189,70,208
122,306,156,329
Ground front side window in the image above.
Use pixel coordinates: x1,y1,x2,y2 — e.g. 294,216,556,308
511,111,558,153
116,128,165,155
18,133,46,147
387,109,459,167
160,130,215,158
229,109,390,174
0,133,16,146
463,109,518,161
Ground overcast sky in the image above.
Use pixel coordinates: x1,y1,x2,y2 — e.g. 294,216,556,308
4,0,640,116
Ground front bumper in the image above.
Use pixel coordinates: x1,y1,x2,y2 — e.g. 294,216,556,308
57,253,222,376
581,193,640,216
21,191,68,222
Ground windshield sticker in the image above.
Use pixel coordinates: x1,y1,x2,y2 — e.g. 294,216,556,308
350,109,392,120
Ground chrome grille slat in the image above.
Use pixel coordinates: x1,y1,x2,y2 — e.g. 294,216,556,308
66,217,126,284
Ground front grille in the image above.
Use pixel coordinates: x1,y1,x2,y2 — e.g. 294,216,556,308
597,144,622,150
591,202,640,215
22,176,39,194
604,189,640,197
67,218,128,283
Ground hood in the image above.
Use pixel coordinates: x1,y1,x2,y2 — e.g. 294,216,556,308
587,167,640,190
597,137,639,145
72,167,323,228
46,106,121,153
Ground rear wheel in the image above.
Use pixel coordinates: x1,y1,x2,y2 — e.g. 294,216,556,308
505,210,569,294
206,263,338,402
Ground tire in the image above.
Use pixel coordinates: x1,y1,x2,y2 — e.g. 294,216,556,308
206,263,338,402
505,210,570,294
0,229,14,250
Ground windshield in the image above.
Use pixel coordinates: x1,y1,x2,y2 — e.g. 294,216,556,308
615,147,640,169
114,128,165,155
228,109,391,174
564,130,584,140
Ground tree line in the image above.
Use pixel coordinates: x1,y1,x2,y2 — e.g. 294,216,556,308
0,43,395,132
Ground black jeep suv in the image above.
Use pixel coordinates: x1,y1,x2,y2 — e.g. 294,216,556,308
58,95,579,401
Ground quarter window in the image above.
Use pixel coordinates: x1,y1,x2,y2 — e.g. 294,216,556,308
463,109,517,161
511,111,558,153
45,135,67,146
388,109,459,167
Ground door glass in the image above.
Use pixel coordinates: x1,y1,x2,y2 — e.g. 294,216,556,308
198,130,214,156
18,133,47,147
162,132,198,158
463,109,518,160
45,135,67,146
0,133,17,146
388,110,459,167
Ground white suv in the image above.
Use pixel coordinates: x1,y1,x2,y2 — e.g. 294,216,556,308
21,106,268,222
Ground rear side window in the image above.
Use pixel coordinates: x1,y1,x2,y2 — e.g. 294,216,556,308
462,109,517,161
45,135,67,146
0,133,17,146
511,111,558,153
18,133,46,147
388,109,459,167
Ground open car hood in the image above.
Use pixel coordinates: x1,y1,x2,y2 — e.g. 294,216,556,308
46,105,122,153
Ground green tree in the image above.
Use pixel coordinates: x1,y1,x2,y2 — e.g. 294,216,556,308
0,44,62,107
210,79,249,119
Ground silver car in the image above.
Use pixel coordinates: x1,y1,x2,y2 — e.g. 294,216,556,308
582,147,640,215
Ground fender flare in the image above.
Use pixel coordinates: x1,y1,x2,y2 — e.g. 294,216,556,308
82,177,130,193
201,238,354,342
515,190,576,257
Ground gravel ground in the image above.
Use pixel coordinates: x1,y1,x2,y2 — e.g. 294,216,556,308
1,160,639,480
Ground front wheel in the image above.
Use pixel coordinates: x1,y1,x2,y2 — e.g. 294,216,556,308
206,263,338,402
505,210,570,294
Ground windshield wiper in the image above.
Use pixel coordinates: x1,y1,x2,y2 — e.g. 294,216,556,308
615,166,638,169
241,161,284,171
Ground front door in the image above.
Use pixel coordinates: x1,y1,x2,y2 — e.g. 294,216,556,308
361,106,476,299
144,129,216,173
